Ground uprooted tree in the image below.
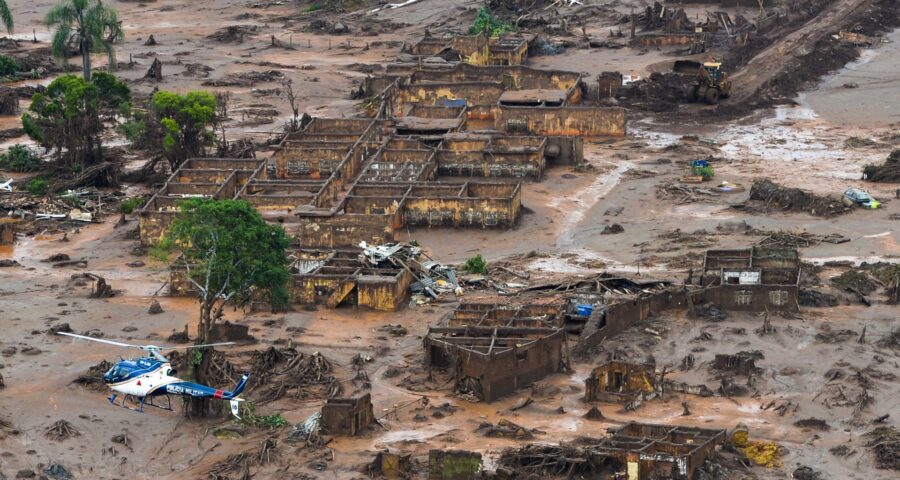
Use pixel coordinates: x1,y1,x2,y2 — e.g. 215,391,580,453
22,72,130,174
154,199,291,417
125,90,217,172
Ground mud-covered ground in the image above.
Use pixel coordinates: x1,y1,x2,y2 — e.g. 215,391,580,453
1,0,899,479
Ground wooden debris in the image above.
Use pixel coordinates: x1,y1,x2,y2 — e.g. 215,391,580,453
45,420,80,441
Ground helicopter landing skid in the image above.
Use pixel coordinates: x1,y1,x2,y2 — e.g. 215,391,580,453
108,393,174,413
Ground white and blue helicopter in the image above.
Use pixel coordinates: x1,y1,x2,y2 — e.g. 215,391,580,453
58,332,250,418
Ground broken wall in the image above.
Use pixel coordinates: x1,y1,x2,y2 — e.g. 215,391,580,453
578,288,696,352
584,361,656,403
495,106,626,137
321,394,374,436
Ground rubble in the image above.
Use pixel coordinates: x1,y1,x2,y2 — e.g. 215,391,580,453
865,426,900,471
44,420,80,442
863,149,900,182
830,270,877,295
499,422,726,478
206,25,259,43
476,418,535,439
72,360,114,391
743,180,849,217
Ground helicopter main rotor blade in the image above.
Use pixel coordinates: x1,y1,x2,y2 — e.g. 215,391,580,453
158,342,236,350
57,332,140,348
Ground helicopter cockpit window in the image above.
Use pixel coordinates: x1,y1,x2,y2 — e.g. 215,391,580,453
104,365,129,383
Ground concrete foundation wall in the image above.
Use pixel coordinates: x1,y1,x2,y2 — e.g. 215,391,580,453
292,213,396,249
496,106,626,137
398,83,506,110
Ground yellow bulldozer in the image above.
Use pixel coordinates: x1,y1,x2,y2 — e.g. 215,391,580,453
674,60,732,105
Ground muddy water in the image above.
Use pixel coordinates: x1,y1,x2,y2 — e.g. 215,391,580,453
804,28,900,128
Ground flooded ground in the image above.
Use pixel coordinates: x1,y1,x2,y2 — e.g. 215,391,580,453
1,0,899,479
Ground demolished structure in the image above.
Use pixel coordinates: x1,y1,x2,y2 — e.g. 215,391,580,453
700,248,801,312
321,394,374,436
424,322,567,402
500,422,726,479
584,361,657,404
287,242,458,310
406,32,532,66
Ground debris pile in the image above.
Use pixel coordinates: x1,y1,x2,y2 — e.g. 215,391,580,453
476,418,536,439
752,229,849,248
830,270,877,295
744,180,849,217
866,426,900,471
863,149,900,182
248,347,343,403
656,181,721,203
360,242,461,299
44,420,80,442
72,360,114,391
206,25,259,43
798,289,839,307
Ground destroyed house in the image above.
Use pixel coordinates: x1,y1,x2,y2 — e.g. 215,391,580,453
448,302,565,328
500,422,726,479
373,62,625,137
424,324,566,402
138,158,266,245
321,394,374,436
584,361,657,403
409,33,531,66
290,249,414,311
604,423,726,480
701,248,801,312
632,2,756,52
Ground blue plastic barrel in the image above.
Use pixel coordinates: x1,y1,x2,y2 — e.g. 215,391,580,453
576,304,593,316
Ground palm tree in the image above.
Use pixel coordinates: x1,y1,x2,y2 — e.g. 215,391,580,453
46,0,123,81
0,1,13,33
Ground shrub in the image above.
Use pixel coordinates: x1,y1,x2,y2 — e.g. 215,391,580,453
469,7,515,37
0,144,42,172
0,55,19,77
119,196,147,214
465,254,488,274
693,165,715,180
26,178,49,196
238,403,288,430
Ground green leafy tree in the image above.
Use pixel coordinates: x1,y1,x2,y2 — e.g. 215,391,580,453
0,144,41,172
469,6,514,37
0,55,18,76
22,73,130,170
129,90,217,171
465,254,488,274
0,1,13,33
46,0,124,81
154,199,291,416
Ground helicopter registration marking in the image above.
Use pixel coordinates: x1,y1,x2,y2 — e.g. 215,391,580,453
166,384,206,396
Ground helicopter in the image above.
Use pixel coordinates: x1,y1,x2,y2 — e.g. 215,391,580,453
58,332,250,418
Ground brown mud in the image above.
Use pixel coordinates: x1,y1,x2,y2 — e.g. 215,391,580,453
1,0,899,479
